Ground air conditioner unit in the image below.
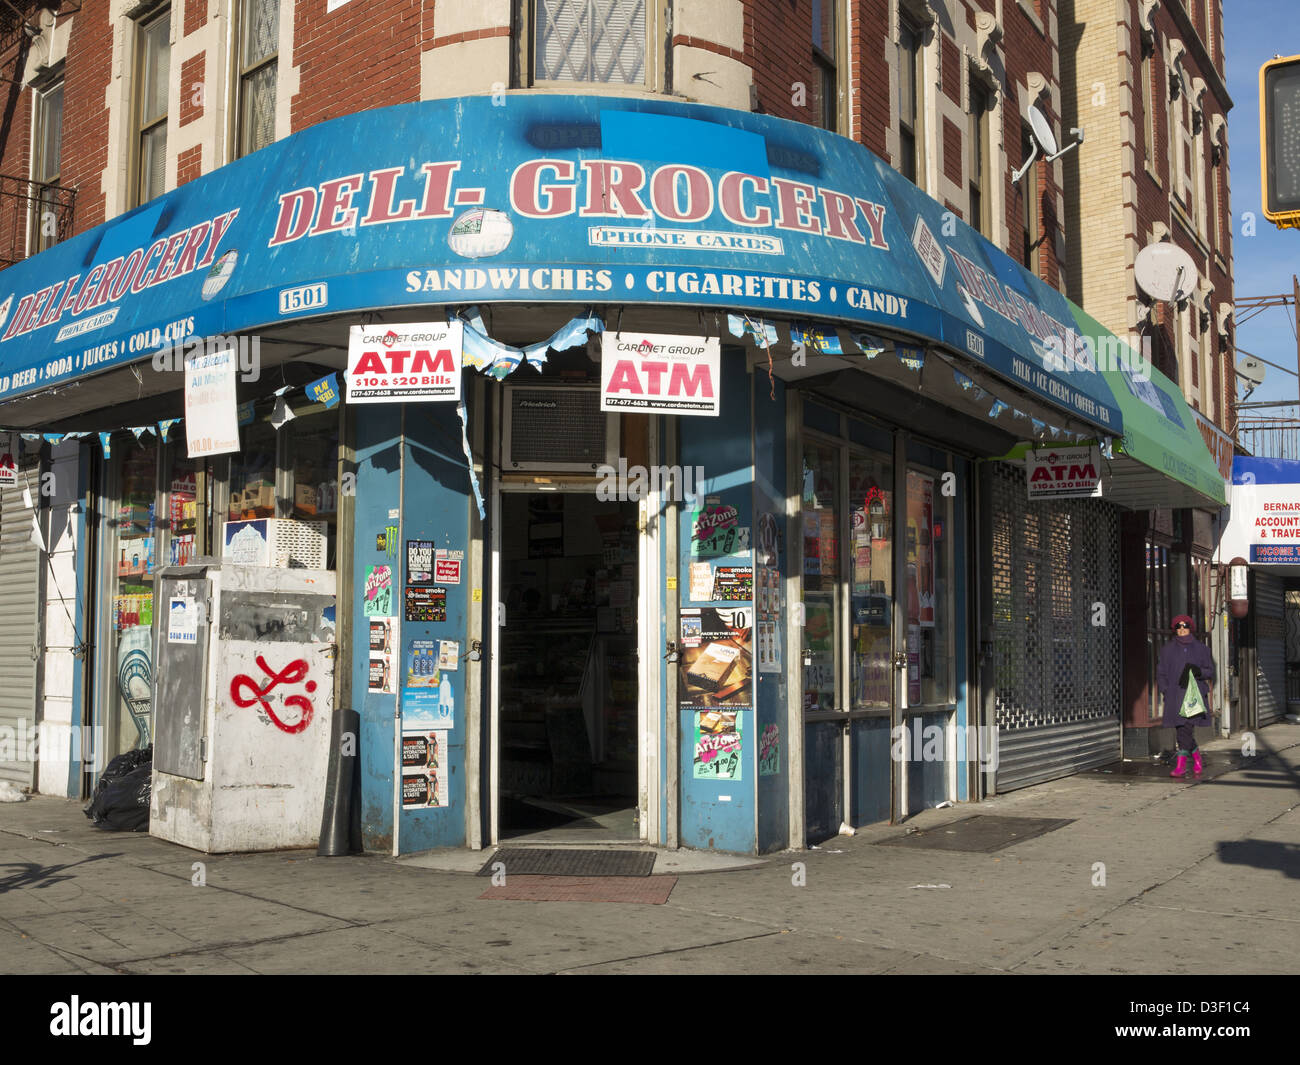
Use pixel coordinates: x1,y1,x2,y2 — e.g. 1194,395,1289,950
502,384,619,472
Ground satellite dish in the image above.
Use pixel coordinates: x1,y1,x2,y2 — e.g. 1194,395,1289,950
1012,105,1082,183
1134,242,1199,303
1237,358,1266,388
1028,104,1059,156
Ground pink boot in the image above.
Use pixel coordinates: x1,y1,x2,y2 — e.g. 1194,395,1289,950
1192,750,1203,776
1170,754,1188,778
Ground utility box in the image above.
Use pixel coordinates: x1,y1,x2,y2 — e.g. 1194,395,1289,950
150,561,337,853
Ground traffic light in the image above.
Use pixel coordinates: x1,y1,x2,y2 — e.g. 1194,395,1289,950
1261,54,1300,229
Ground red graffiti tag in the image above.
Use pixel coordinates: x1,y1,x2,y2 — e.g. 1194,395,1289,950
230,655,318,734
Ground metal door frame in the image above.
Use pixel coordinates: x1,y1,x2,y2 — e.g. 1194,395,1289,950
486,412,659,846
795,411,902,832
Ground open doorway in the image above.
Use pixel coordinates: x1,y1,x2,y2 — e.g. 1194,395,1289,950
497,491,640,840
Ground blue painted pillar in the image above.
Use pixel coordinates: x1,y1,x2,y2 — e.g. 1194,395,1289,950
676,348,758,853
352,407,402,852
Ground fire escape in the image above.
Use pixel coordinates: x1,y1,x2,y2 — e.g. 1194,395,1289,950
1234,279,1300,460
0,1,78,269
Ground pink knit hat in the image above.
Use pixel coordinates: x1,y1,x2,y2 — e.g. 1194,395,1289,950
1171,614,1194,631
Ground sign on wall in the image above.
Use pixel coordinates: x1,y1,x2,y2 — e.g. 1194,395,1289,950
346,321,463,404
1024,445,1103,500
601,333,719,416
1223,479,1300,563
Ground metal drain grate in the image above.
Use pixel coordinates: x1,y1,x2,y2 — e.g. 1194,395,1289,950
875,815,1074,853
477,848,656,877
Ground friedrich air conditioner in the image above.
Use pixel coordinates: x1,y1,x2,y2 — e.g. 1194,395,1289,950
502,384,619,472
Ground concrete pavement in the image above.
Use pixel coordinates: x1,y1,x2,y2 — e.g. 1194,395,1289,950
2,723,1297,976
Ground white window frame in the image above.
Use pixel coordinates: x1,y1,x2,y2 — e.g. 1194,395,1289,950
233,0,280,159
896,11,925,186
133,6,172,208
30,77,64,256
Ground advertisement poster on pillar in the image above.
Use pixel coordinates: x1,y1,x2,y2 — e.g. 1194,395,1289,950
401,729,449,809
601,333,719,416
346,321,463,403
679,607,752,708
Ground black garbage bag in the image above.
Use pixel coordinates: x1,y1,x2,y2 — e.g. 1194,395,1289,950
84,746,151,814
85,746,153,831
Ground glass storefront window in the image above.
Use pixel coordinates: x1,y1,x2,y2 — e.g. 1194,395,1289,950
165,450,199,567
228,418,277,521
905,467,954,707
849,451,892,709
801,440,840,713
288,406,340,566
107,439,159,757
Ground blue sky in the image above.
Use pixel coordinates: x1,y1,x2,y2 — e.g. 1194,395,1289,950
1225,0,1300,410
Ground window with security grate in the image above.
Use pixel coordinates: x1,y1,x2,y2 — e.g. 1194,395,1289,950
238,0,279,158
535,0,646,85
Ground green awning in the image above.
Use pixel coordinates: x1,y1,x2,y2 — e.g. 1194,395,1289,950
1069,306,1226,508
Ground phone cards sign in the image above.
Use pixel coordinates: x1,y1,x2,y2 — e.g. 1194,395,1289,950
601,333,719,416
347,321,463,403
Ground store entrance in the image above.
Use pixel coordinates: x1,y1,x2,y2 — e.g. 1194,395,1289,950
497,491,640,840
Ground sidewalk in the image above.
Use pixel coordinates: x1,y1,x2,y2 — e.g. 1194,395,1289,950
2,724,1297,975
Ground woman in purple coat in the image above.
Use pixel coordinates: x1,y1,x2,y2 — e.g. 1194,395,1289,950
1155,614,1215,778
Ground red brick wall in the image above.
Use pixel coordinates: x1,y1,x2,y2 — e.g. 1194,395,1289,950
1004,0,1063,287
943,116,962,185
745,0,819,125
849,0,890,161
941,35,959,103
0,42,33,263
291,0,422,131
177,143,203,185
185,0,207,38
179,54,205,128
61,3,114,236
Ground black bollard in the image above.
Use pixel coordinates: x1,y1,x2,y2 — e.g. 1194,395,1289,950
318,707,360,856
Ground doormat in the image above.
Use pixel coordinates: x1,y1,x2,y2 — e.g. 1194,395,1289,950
476,848,656,878
478,874,677,904
876,815,1074,853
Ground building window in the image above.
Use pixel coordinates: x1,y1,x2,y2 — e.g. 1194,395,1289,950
969,77,991,238
534,0,646,84
1142,51,1156,172
812,0,838,132
31,81,63,254
237,0,279,158
1212,163,1223,251
898,16,922,184
135,9,171,206
1020,124,1039,273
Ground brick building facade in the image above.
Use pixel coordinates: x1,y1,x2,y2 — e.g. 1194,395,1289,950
0,1,1099,302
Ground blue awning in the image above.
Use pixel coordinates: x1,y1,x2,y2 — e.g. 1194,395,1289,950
0,95,1122,434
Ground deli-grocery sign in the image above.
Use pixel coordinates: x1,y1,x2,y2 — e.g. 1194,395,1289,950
1024,445,1102,500
346,321,463,404
601,332,719,417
